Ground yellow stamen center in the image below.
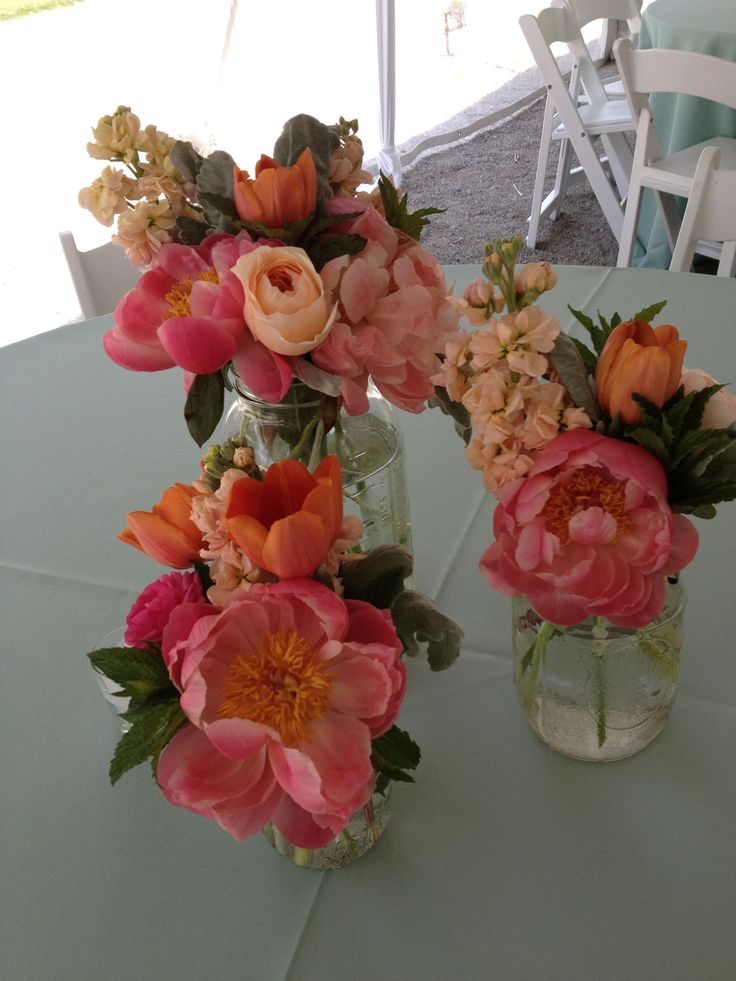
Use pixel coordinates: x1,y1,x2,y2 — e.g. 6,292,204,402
542,468,629,544
217,628,332,746
163,268,219,319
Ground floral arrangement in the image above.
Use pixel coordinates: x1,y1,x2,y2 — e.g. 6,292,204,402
435,236,736,631
87,441,461,847
80,107,459,446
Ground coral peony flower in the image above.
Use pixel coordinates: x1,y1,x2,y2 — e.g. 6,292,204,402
104,234,250,373
231,245,336,356
157,579,406,845
595,320,687,424
119,482,204,569
224,455,343,578
681,368,736,430
232,148,317,227
480,429,699,627
124,570,205,648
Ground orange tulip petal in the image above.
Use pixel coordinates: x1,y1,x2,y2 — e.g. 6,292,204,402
261,511,332,578
225,513,269,569
264,459,317,515
226,476,274,525
125,512,200,569
157,483,200,535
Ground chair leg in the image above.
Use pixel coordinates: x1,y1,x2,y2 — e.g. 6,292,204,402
549,137,574,221
617,177,643,266
600,132,633,200
652,190,683,252
527,94,555,249
571,131,624,242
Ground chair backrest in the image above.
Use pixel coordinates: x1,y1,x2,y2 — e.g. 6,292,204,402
614,38,736,115
670,146,736,275
522,5,608,107
59,230,140,320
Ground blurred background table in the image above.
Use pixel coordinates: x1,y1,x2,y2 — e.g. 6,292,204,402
634,0,736,267
2,264,735,981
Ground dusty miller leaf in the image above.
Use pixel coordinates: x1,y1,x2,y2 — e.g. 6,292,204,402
390,590,463,671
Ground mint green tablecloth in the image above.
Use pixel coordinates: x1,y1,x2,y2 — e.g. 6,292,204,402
3,266,736,980
635,0,736,267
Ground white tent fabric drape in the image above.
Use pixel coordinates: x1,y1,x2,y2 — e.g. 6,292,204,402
374,0,402,183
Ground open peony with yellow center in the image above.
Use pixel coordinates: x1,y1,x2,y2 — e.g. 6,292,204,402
156,579,406,846
480,429,699,627
232,245,336,356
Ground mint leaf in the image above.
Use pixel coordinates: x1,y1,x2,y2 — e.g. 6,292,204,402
184,370,225,446
632,300,667,323
391,590,463,671
110,702,186,785
377,173,443,240
371,725,421,784
88,646,170,695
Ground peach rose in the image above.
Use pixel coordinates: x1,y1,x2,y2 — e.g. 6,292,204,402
681,368,736,430
232,245,336,356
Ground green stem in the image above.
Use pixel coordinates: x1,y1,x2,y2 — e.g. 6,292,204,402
307,416,326,472
592,617,608,748
292,847,312,867
287,415,319,461
520,620,557,712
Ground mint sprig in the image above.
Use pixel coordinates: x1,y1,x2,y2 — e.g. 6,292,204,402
371,725,421,786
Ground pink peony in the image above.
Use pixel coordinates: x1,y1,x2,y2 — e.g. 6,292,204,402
157,579,406,846
124,570,206,648
311,201,459,414
480,429,699,627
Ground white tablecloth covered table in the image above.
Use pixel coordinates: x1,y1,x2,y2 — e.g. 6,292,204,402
2,265,735,980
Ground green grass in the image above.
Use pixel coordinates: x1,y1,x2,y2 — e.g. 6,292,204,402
0,0,81,20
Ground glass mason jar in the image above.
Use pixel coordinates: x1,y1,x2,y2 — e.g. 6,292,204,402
226,380,412,552
261,783,392,870
512,579,685,762
91,627,131,733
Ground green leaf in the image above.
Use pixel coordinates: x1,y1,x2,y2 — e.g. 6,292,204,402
340,545,413,608
273,113,340,204
371,725,421,784
308,233,366,271
176,215,210,246
184,370,225,446
549,333,600,422
377,173,443,240
638,630,680,683
568,304,606,354
632,299,667,323
428,386,472,445
88,646,170,694
196,150,240,231
197,190,240,222
170,140,204,184
390,590,463,671
109,701,186,785
569,336,598,375
625,426,669,464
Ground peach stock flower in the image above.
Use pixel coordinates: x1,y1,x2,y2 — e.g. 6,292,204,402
157,580,406,845
232,148,317,227
232,245,336,356
480,429,699,627
595,320,687,424
224,455,344,578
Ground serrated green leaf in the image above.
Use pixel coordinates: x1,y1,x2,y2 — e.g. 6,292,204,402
371,725,421,770
377,173,442,240
88,646,169,691
568,304,606,353
549,333,600,422
109,702,186,785
569,336,598,375
390,590,463,671
632,299,667,323
308,233,366,271
340,545,413,608
626,426,669,463
610,312,621,329
184,370,225,447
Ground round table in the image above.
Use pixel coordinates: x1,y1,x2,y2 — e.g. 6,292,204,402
634,0,736,268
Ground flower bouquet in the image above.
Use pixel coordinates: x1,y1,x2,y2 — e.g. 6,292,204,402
87,441,461,868
79,107,459,449
434,236,736,761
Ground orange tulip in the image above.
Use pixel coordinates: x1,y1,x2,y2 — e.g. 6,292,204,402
225,455,343,578
119,483,204,569
232,147,317,228
595,320,687,424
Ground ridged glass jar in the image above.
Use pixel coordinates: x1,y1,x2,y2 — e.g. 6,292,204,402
261,783,392,870
512,579,685,762
226,381,412,552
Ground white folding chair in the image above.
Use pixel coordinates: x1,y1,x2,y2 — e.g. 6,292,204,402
520,6,635,249
614,38,736,268
59,230,140,319
564,0,642,100
669,147,736,277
